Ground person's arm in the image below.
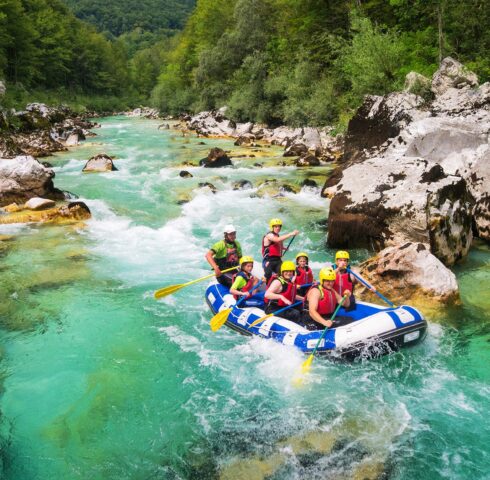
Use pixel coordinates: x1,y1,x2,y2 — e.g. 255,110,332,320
333,289,351,309
205,249,221,277
307,289,331,328
266,230,299,244
265,279,292,305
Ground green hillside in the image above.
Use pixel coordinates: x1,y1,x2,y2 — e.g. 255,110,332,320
62,0,196,36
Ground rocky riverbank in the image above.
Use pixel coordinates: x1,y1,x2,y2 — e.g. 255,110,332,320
322,57,489,303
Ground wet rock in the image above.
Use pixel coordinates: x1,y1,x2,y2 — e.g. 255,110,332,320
284,143,308,157
302,178,318,188
233,179,253,190
197,182,217,193
126,107,160,119
358,243,459,303
0,155,64,207
431,56,479,96
234,133,256,146
296,153,320,167
253,162,263,168
82,153,118,172
25,197,55,210
179,170,193,178
199,148,232,168
0,201,91,225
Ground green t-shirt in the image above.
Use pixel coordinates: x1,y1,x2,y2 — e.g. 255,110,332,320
210,240,242,259
230,275,247,291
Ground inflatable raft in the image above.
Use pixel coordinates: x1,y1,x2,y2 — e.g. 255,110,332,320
205,280,427,359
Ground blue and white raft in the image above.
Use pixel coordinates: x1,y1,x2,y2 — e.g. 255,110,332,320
205,279,427,359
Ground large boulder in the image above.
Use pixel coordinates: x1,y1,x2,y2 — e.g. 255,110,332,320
82,153,118,172
199,148,232,168
13,130,66,157
0,155,64,206
324,58,490,263
431,57,479,96
358,243,459,304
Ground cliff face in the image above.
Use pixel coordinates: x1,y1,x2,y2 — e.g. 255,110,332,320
323,57,490,267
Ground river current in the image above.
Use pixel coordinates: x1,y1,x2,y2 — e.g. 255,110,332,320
0,117,488,479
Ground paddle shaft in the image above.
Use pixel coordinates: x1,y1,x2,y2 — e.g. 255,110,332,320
346,268,395,307
309,294,347,357
248,300,303,328
236,279,264,305
282,234,296,255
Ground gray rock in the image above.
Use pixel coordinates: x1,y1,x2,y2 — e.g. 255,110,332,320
83,153,118,172
296,154,320,167
431,57,479,96
359,242,459,303
0,155,63,206
25,197,56,210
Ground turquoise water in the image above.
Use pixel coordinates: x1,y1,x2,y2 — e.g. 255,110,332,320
0,117,489,479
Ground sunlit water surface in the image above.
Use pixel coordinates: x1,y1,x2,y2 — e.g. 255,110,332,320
0,117,488,479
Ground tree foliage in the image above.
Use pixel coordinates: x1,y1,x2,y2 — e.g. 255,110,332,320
151,0,490,127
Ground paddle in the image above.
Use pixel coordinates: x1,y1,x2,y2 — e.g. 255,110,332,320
299,293,348,375
346,267,395,307
154,265,239,299
209,280,264,332
248,300,303,329
282,234,297,255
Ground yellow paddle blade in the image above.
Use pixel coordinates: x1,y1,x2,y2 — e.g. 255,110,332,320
209,308,232,332
301,354,314,374
153,283,184,299
248,313,272,329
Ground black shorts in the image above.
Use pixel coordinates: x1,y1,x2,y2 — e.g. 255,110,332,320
263,257,282,281
217,272,234,288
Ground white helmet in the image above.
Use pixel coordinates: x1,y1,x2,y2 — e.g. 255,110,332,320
223,224,236,234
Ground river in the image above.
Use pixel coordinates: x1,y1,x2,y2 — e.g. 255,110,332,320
0,116,488,479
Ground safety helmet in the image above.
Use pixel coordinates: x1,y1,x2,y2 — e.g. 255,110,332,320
224,224,236,234
239,256,254,267
319,267,336,282
335,250,350,260
269,218,283,230
281,260,296,273
295,252,309,263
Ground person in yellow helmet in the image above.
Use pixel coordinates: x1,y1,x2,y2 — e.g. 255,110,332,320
262,218,299,281
205,224,242,288
333,250,375,310
295,252,314,296
302,267,351,330
264,260,304,322
230,256,264,306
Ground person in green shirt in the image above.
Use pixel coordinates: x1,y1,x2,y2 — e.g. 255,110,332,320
205,224,242,287
229,256,264,307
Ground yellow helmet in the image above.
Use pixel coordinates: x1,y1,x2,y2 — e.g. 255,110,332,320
295,252,309,263
319,267,336,282
335,250,350,260
269,218,283,230
239,256,254,266
281,260,296,273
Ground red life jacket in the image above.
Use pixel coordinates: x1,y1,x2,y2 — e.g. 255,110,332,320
295,266,313,286
334,270,353,296
262,231,283,259
265,275,296,307
316,286,337,316
231,271,255,300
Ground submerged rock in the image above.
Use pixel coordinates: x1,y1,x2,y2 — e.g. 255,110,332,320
358,243,459,303
179,170,193,178
0,201,91,225
83,153,118,172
